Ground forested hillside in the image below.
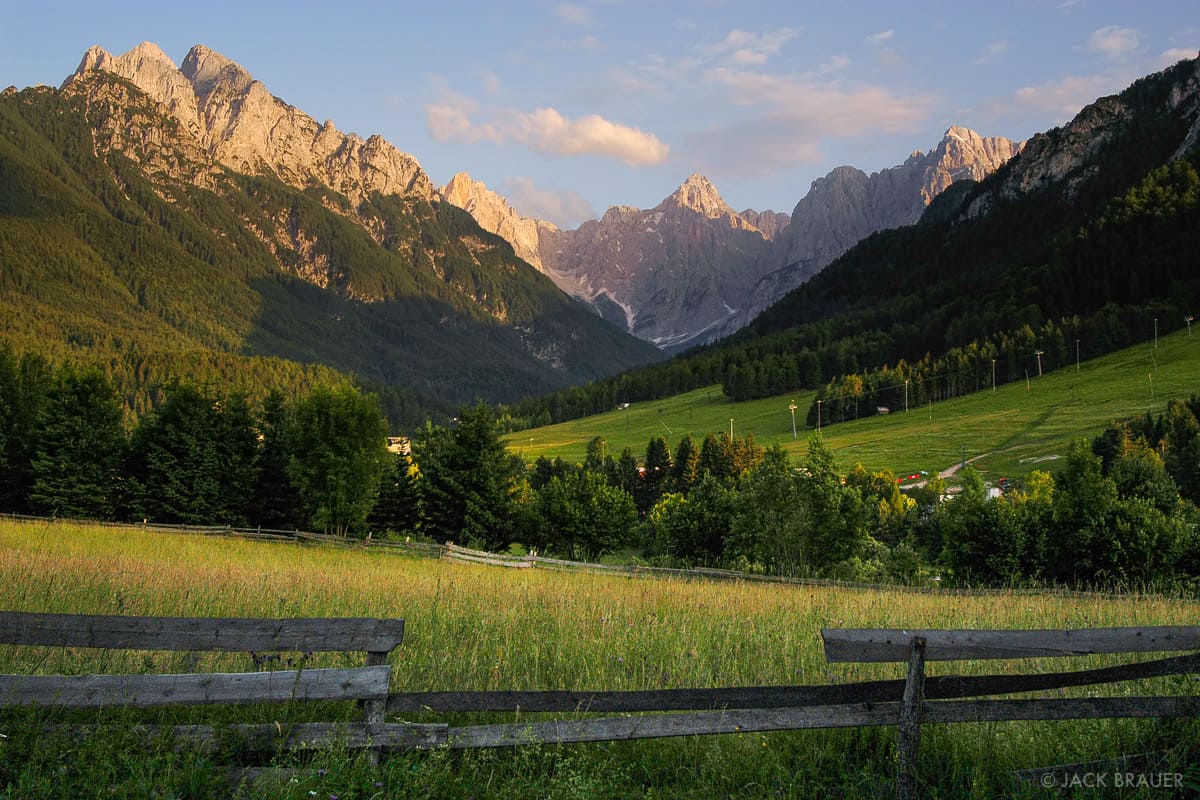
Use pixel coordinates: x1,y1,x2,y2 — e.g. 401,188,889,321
500,58,1200,431
0,71,658,428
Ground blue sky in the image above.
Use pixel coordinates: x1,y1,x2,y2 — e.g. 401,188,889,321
2,1,1196,227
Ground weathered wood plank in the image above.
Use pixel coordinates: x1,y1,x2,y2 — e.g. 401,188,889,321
897,637,927,800
922,696,1200,724
49,722,449,752
444,696,1200,750
0,612,405,653
445,703,905,748
0,666,390,708
822,627,1200,662
388,652,1200,713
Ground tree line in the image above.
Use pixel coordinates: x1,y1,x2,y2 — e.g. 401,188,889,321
7,342,1199,592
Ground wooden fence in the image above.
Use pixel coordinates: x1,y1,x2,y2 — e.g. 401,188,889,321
1,612,1197,795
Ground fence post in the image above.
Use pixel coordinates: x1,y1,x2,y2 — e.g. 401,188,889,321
363,650,389,764
897,635,927,800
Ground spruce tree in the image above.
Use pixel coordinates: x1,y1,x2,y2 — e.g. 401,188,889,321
29,365,125,519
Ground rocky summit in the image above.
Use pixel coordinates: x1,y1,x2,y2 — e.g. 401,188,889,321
727,127,1022,333
445,129,1018,352
440,173,555,271
66,42,434,207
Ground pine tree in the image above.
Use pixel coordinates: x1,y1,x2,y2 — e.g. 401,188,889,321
28,365,125,519
669,434,700,495
0,351,52,512
249,391,304,529
415,402,526,549
636,436,672,516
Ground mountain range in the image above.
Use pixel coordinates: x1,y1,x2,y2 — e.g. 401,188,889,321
4,41,1193,433
501,55,1200,428
0,42,660,422
443,128,1020,351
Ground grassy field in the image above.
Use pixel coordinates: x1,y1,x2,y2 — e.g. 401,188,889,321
1,518,1198,798
506,330,1200,480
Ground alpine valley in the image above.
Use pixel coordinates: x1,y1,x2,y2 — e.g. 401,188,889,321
0,42,661,424
3,43,1198,434
442,128,1019,352
505,55,1200,430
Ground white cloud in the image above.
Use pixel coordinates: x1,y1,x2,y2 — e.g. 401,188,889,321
502,177,596,228
702,27,800,65
817,54,851,75
1011,73,1121,119
514,108,669,165
692,68,932,174
554,4,594,26
424,88,508,144
424,89,669,166
1085,26,1142,60
865,30,894,45
974,40,1009,64
707,68,928,134
1159,47,1198,67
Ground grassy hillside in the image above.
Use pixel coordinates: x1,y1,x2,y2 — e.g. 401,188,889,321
1,517,1197,798
506,328,1200,478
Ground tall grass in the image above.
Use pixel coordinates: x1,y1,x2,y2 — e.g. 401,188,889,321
1,518,1198,798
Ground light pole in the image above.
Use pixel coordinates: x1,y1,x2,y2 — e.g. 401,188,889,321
1035,350,1044,377
904,380,909,413
1075,339,1080,371
788,402,797,439
991,359,996,391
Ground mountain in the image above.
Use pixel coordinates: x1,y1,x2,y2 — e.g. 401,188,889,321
0,43,660,424
440,172,555,271
503,57,1200,429
447,130,1016,352
536,175,783,350
727,127,1021,331
445,173,789,351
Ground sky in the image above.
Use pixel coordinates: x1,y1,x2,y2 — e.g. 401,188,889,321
1,1,1196,228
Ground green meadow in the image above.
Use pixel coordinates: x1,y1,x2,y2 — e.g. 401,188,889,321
1,518,1198,798
506,330,1200,480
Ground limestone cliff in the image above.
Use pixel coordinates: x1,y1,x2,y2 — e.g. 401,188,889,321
440,173,554,270
726,127,1020,332
536,175,779,350
65,42,434,206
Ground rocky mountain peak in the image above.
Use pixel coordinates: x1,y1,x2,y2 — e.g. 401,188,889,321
180,44,253,98
72,45,113,77
667,173,736,219
439,172,552,270
922,126,1021,204
64,41,434,206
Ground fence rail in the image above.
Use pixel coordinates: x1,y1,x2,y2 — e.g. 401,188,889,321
1,610,1197,796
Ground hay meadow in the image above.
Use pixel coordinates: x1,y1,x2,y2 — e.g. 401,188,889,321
1,517,1198,798
505,329,1200,481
